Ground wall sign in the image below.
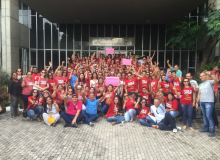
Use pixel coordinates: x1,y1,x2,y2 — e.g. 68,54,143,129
89,37,135,46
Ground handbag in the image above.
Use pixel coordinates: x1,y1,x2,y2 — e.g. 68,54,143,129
47,116,55,124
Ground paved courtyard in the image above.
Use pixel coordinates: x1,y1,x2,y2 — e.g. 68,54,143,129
0,111,220,160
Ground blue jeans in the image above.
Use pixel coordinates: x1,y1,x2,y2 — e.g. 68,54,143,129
180,103,193,127
169,111,179,118
22,94,29,110
139,116,157,127
82,111,99,125
107,116,125,124
124,109,136,122
200,102,215,131
61,112,84,125
100,104,109,114
27,106,43,118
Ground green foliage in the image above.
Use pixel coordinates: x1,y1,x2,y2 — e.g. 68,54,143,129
0,71,10,107
165,4,220,50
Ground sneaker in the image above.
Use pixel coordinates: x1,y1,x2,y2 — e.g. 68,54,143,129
199,128,209,132
177,126,181,131
120,121,124,126
89,122,94,127
63,123,69,127
173,128,178,133
208,130,215,137
70,123,78,128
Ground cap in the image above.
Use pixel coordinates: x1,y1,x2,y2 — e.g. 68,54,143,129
77,85,82,90
43,90,50,94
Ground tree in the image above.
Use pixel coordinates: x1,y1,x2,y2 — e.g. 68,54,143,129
165,3,220,73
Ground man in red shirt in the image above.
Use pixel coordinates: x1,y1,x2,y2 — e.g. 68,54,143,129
138,71,151,93
31,67,40,80
125,72,138,94
210,65,220,80
139,87,152,106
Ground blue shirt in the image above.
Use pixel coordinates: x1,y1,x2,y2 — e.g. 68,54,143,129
70,75,77,89
85,98,99,114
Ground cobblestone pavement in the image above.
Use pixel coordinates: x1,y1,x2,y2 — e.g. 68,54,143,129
0,111,220,160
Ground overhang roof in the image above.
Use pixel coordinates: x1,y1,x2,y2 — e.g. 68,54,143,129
21,0,207,24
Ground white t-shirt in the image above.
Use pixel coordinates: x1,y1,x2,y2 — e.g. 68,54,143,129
90,79,98,88
150,104,166,123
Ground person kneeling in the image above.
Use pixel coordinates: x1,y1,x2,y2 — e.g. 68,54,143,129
61,94,84,128
150,93,181,133
106,95,125,125
43,97,60,126
81,92,106,127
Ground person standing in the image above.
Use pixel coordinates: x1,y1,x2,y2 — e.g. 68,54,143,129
8,72,22,119
167,60,182,77
196,71,219,137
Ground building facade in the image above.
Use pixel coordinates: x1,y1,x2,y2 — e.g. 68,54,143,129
1,0,215,76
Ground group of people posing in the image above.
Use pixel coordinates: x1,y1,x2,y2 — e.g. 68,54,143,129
7,50,219,136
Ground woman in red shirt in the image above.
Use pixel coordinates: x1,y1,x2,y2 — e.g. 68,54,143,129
51,84,66,113
159,75,170,96
34,70,49,97
106,96,125,125
21,72,35,110
139,99,154,127
123,93,140,122
26,89,43,122
150,74,159,99
180,78,195,130
47,72,54,94
164,92,180,118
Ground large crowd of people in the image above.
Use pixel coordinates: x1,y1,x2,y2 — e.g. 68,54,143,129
7,51,219,137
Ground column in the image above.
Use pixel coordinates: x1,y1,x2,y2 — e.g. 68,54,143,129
1,0,19,75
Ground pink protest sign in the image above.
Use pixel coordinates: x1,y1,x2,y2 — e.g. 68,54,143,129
122,58,132,65
106,48,114,54
105,77,119,86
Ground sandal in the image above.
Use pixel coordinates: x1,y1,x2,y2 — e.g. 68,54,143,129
11,116,16,119
30,118,33,121
37,118,41,122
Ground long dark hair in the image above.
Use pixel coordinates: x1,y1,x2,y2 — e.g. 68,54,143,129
30,89,39,97
79,73,86,84
91,72,98,80
166,92,175,101
181,78,191,90
113,96,121,106
139,98,149,112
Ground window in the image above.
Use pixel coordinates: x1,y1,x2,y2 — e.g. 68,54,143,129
59,24,66,49
52,23,59,49
67,24,73,49
38,50,44,71
127,25,134,37
105,25,111,37
45,50,51,66
30,16,36,48
135,25,142,50
113,25,119,37
44,19,51,49
143,25,150,50
31,50,37,66
98,24,104,37
151,24,158,50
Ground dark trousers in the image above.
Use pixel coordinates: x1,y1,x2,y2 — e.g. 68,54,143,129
22,94,29,110
158,112,177,130
11,95,19,117
61,112,84,125
82,111,99,124
58,104,65,113
212,103,219,127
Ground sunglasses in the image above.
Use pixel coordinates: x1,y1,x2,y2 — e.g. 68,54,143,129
68,90,73,92
27,74,32,75
184,81,189,82
42,72,45,73
17,70,22,72
33,92,38,93
124,95,128,97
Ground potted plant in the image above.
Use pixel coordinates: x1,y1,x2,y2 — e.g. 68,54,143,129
0,71,10,114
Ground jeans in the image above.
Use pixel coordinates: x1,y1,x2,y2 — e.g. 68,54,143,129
180,104,193,127
124,109,136,122
82,111,99,124
212,103,219,127
192,107,196,121
100,104,109,114
139,116,157,127
27,106,43,118
200,102,215,131
22,95,29,110
176,99,183,117
158,112,177,130
169,111,179,119
61,112,84,125
11,95,19,117
107,116,125,124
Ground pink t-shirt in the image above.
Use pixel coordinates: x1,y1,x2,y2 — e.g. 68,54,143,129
35,77,47,93
53,76,66,87
21,78,35,95
66,100,82,115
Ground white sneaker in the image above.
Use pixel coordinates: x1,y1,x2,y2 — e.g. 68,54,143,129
173,128,178,133
177,126,181,130
120,121,124,126
89,122,94,127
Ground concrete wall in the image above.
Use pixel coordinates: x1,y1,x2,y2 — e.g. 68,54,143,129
1,0,29,75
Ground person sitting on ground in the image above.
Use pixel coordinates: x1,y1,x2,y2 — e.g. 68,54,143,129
61,94,85,128
81,91,106,127
150,93,181,133
164,92,180,119
43,97,60,126
106,95,125,125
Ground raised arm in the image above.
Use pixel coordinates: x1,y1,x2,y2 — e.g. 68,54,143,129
167,59,172,69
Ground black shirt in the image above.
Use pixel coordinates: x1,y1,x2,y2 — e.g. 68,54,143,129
8,80,21,96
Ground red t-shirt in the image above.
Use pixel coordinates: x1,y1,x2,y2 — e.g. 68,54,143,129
139,106,150,120
180,86,195,105
107,58,112,64
31,73,40,81
53,76,66,87
47,79,54,93
164,97,179,112
170,83,182,95
95,83,105,93
21,78,35,95
53,90,64,104
114,57,120,64
105,92,115,104
124,99,135,111
138,78,150,92
35,77,47,93
66,100,82,115
160,81,170,93
210,70,220,79
150,79,159,92
171,77,183,92
27,96,43,110
214,84,218,91
78,78,89,88
140,93,151,105
106,101,120,118
125,77,138,92
76,93,84,104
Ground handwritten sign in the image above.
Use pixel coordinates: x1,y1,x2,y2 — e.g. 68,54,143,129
122,58,132,65
105,77,119,86
106,48,114,54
